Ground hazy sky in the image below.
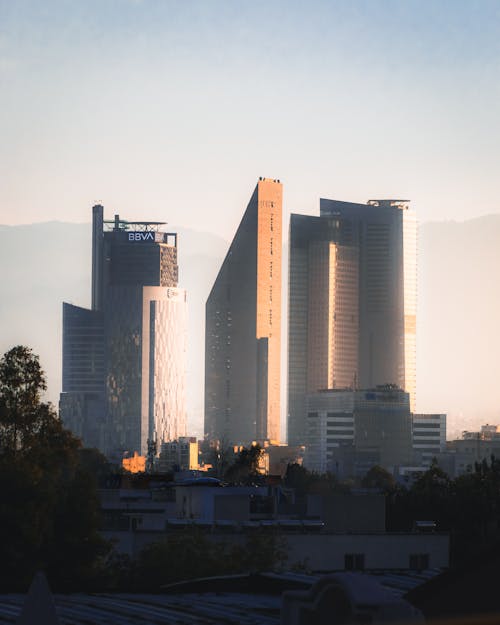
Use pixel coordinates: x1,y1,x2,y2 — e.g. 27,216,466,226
1,0,499,237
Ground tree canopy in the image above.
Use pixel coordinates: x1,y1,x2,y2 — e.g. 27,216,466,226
0,346,109,591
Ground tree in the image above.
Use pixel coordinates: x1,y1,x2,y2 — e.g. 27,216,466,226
361,465,396,492
284,463,344,497
130,527,288,591
0,346,47,453
201,437,234,478
0,346,109,591
224,443,263,483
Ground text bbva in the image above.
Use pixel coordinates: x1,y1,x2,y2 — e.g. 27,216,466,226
128,232,155,242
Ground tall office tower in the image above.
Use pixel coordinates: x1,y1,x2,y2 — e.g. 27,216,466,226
60,206,187,458
288,199,416,446
205,178,282,445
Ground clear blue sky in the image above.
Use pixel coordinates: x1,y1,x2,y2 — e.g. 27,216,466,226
1,0,499,237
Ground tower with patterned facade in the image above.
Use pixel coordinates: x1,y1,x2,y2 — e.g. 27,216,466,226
60,206,187,458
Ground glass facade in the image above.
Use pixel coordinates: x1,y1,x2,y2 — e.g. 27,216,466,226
143,287,187,445
354,387,413,467
60,207,187,458
288,199,417,446
304,387,413,474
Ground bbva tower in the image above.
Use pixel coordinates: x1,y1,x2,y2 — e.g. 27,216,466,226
60,206,187,458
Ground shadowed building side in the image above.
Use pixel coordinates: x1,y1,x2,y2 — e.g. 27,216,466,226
205,178,282,445
60,302,106,449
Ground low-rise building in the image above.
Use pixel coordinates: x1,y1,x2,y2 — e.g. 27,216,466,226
122,451,146,473
445,434,500,477
412,414,446,467
98,477,449,573
158,437,199,472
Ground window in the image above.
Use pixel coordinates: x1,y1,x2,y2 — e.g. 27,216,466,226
344,553,365,571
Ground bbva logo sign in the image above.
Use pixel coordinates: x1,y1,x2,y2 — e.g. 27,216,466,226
128,232,155,242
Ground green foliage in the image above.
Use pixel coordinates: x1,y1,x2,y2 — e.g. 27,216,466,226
284,463,345,496
239,531,287,573
224,444,263,483
0,346,48,453
128,528,287,591
132,529,221,589
361,465,396,492
0,346,110,591
387,457,500,565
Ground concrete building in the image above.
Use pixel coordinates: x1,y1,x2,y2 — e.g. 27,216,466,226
304,390,355,473
60,206,187,458
159,437,199,472
441,425,500,477
304,387,413,476
288,199,417,446
205,178,282,445
462,424,500,440
122,451,146,473
412,413,446,467
99,480,449,572
307,493,386,533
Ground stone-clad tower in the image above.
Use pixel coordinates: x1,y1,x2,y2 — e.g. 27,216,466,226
205,178,282,445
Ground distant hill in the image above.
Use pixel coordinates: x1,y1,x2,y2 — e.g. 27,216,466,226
1,215,500,438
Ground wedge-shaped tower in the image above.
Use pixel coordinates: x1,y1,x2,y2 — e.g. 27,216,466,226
205,178,282,445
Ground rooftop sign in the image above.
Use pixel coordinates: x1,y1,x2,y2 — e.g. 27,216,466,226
127,232,164,242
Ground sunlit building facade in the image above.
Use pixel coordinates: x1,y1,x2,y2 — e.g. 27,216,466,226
205,178,282,445
60,206,187,458
288,199,417,446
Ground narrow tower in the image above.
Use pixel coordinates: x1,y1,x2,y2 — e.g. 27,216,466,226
205,178,282,445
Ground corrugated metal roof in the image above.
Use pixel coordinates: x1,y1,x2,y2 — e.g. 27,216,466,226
0,592,281,624
0,570,442,624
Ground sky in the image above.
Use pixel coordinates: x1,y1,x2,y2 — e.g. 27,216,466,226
1,0,499,238
1,1,500,438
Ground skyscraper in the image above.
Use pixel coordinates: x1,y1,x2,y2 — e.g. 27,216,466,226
60,206,187,458
288,199,416,446
205,178,282,445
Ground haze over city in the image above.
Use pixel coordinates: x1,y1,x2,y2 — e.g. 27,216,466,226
1,0,500,438
4,2,500,620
